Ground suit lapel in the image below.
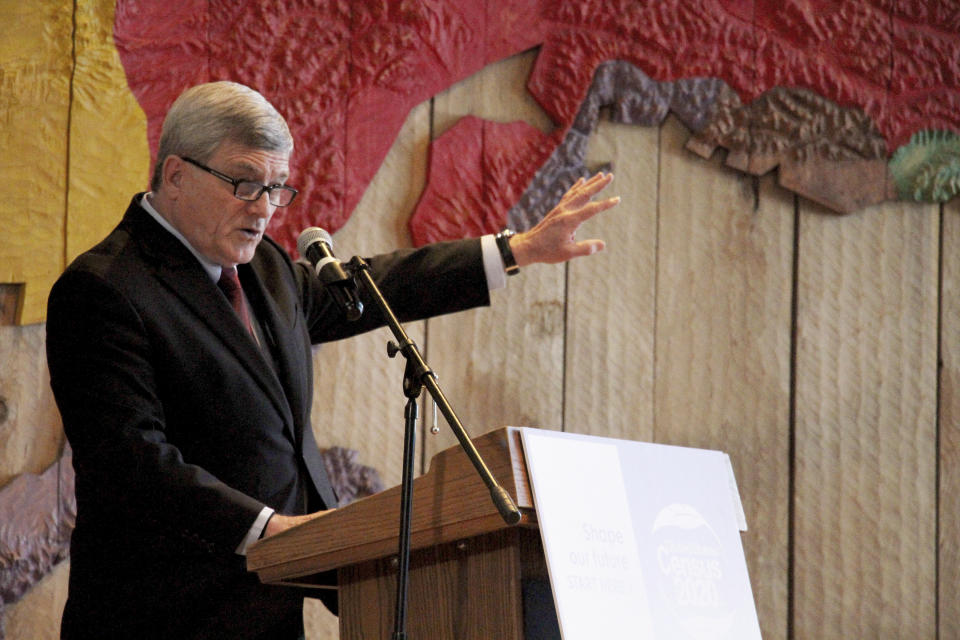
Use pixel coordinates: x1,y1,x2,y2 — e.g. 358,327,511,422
127,203,296,433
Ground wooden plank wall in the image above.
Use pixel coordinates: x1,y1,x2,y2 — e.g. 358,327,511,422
2,50,956,639
942,197,960,638
793,195,939,635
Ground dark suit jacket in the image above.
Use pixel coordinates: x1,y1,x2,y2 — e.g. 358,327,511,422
46,196,489,639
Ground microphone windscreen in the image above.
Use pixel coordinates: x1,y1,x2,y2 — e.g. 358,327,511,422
297,227,333,258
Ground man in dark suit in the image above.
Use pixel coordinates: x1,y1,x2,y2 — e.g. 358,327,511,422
46,81,618,639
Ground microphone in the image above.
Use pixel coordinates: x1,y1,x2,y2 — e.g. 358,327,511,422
297,227,363,321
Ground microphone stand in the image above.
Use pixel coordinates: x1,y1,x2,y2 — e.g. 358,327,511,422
345,256,522,640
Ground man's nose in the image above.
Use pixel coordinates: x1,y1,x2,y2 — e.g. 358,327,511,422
247,191,274,217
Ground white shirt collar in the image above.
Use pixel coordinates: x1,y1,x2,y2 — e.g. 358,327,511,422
140,193,222,282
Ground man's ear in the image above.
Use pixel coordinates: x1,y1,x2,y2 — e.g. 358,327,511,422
161,155,185,195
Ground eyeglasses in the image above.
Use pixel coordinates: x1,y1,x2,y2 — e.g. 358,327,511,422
182,157,298,207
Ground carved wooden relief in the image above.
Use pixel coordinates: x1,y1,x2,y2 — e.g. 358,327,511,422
112,0,960,249
1,0,957,322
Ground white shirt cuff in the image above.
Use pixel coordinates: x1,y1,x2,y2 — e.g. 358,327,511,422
481,234,507,291
235,506,275,555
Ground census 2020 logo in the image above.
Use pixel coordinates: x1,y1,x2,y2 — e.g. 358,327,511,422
652,503,738,639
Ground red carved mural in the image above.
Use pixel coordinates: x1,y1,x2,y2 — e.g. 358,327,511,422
2,0,958,624
113,0,959,249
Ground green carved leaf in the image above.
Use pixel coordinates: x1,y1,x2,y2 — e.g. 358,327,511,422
889,129,960,203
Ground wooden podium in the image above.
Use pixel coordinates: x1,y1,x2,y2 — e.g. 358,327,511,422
247,427,557,639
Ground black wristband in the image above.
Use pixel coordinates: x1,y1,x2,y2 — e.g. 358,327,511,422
495,229,519,276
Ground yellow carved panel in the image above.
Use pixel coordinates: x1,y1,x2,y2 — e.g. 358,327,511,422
0,2,72,325
69,0,149,266
0,0,148,325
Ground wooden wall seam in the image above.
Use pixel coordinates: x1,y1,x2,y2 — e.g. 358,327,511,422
787,192,800,640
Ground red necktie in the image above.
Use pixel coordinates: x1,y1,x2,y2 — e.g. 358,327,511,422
217,267,253,335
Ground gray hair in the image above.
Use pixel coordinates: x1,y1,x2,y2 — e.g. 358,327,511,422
150,81,294,190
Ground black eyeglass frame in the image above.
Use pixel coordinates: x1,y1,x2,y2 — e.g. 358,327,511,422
182,156,298,207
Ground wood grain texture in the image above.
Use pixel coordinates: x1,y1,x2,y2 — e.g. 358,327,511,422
248,428,533,583
563,118,658,440
308,101,431,492
655,115,794,639
423,50,566,460
280,431,542,640
422,266,566,458
429,50,553,141
939,197,960,638
793,197,938,637
302,100,432,640
338,528,529,640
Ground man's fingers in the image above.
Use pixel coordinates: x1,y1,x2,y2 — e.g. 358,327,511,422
581,171,613,194
572,239,605,257
561,173,615,208
562,195,621,225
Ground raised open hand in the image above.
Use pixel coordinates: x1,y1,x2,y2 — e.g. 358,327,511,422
510,172,620,267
